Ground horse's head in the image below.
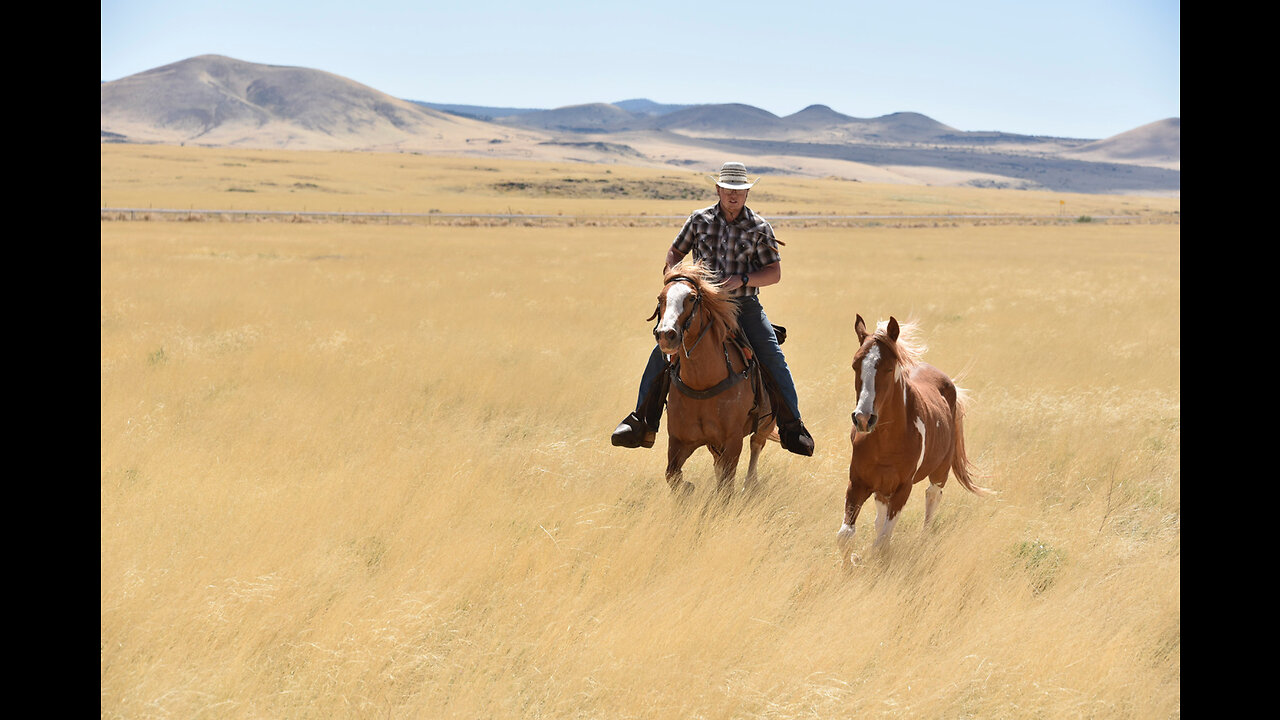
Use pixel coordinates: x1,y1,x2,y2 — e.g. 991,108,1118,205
647,261,732,357
851,314,906,433
651,277,700,355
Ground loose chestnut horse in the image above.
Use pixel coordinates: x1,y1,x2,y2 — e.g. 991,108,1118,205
650,260,775,498
837,315,993,561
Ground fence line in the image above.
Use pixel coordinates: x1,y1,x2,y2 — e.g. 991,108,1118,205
101,207,1140,227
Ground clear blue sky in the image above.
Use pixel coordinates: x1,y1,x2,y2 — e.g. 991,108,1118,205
101,0,1179,140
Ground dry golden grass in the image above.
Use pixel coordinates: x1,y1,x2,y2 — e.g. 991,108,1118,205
100,143,1182,220
102,148,1178,718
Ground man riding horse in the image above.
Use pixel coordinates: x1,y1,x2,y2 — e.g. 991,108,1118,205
611,161,815,457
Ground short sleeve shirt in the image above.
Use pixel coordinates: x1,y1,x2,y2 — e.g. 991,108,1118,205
671,203,782,298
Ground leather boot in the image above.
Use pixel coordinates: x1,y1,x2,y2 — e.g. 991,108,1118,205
611,367,669,449
611,412,656,448
759,363,815,456
777,418,815,456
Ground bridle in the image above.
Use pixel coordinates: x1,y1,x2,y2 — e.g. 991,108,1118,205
648,275,756,403
649,276,712,359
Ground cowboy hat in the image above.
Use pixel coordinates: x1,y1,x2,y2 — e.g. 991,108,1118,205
710,161,759,190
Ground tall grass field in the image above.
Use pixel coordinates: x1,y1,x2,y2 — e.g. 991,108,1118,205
101,146,1179,718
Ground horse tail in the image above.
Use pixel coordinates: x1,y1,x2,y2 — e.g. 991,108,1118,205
951,387,996,497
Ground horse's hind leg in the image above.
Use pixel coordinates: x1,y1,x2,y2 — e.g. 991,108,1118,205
665,442,698,498
924,468,948,527
924,483,943,526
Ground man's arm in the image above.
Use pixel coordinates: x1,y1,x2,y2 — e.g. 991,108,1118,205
725,261,780,290
664,246,686,273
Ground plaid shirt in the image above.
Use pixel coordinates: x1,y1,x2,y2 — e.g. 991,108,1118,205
671,203,782,298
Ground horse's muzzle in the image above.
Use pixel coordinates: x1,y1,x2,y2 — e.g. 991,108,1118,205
655,328,680,352
852,411,878,433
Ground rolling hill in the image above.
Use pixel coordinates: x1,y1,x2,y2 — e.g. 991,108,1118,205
100,54,544,151
1059,118,1180,170
101,55,1180,195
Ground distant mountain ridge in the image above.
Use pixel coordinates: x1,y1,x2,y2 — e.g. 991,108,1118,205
102,55,1179,195
411,101,543,121
101,54,528,150
613,99,694,116
471,101,969,144
413,98,697,121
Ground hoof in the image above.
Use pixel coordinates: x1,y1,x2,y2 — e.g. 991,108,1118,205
839,551,864,572
836,524,856,549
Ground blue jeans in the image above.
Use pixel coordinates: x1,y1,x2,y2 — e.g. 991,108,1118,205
636,295,801,422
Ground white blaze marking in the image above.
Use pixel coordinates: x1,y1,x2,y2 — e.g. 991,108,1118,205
855,344,880,418
658,283,692,337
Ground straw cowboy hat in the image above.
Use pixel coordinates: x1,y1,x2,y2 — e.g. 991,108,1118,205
710,161,759,189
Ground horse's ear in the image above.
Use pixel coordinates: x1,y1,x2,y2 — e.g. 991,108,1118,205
887,316,900,341
855,314,868,343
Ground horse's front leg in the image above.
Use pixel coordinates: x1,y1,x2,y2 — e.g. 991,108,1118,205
743,428,769,494
872,482,914,552
665,441,698,498
838,479,873,567
714,435,745,500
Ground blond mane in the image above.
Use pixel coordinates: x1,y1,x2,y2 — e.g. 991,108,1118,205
875,317,927,367
853,316,928,375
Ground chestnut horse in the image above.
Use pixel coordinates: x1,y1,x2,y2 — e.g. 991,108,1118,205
649,260,775,498
837,315,993,562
